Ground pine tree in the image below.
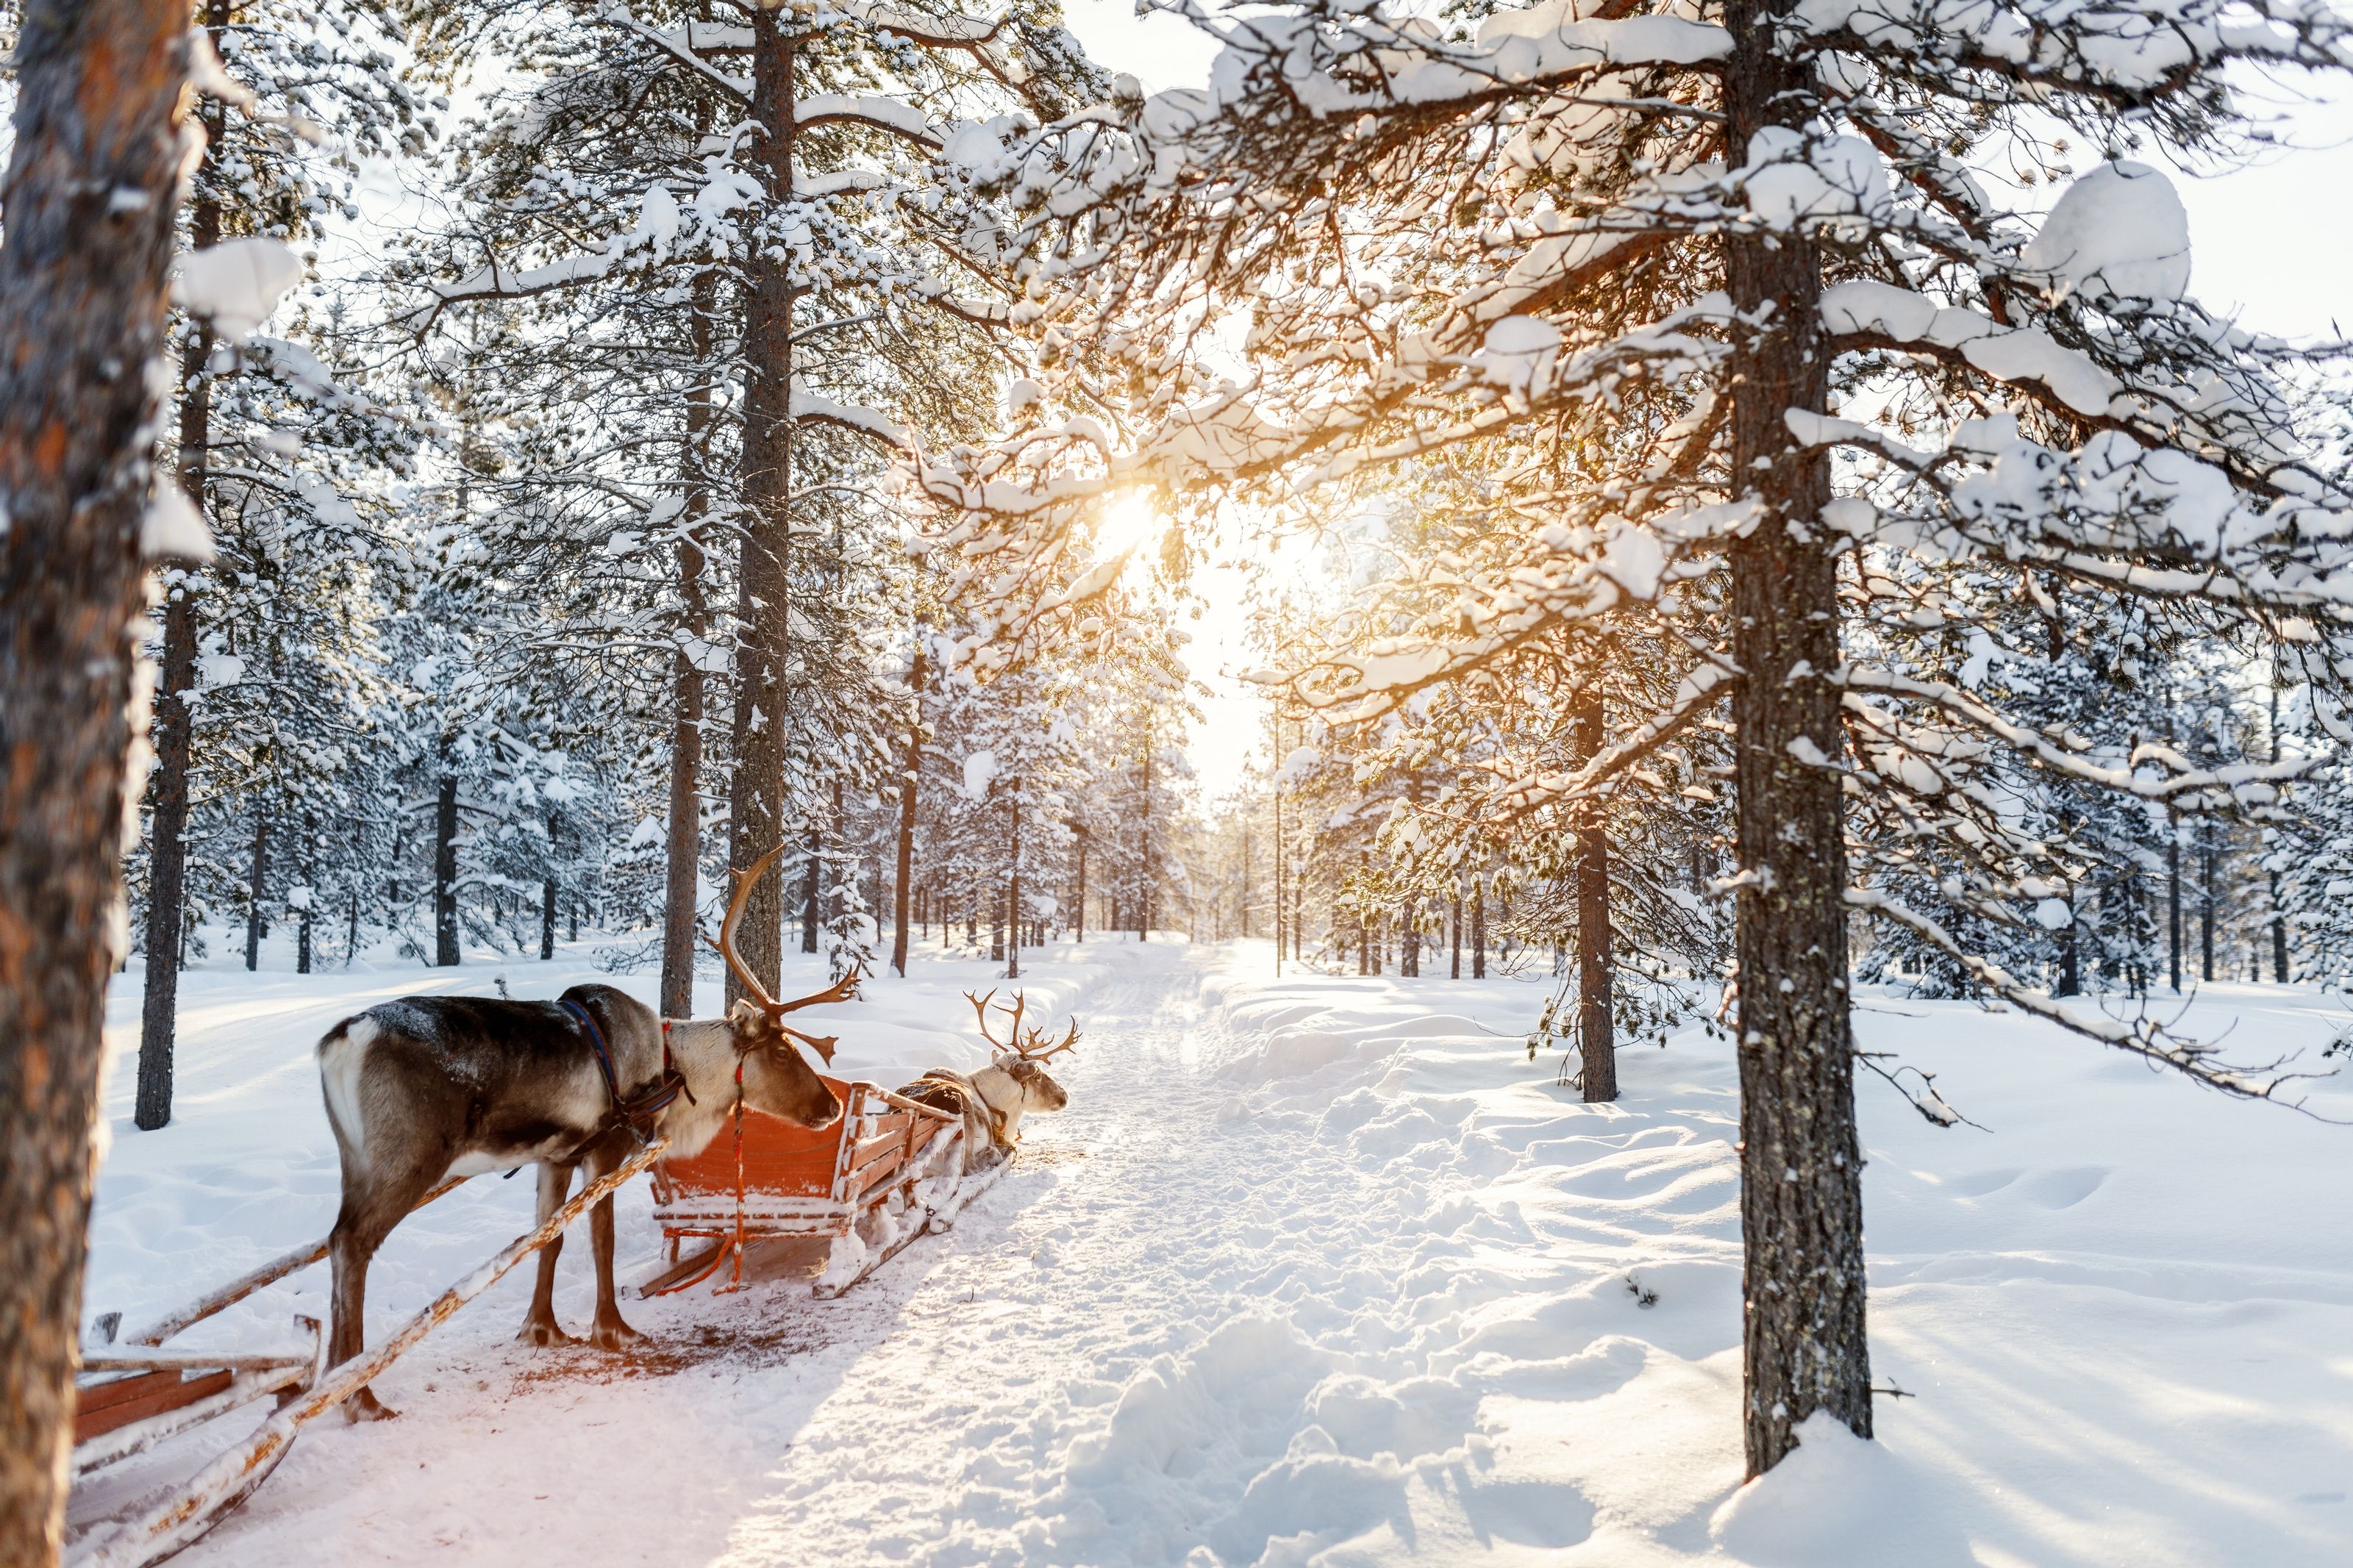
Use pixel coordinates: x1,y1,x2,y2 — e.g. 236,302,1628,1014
130,0,431,1125
0,4,197,1555
931,0,2353,1474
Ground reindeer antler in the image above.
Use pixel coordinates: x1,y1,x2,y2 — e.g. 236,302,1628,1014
1021,1020,1081,1064
710,847,857,1061
965,988,1079,1063
965,989,1010,1051
774,972,859,1015
713,845,788,1013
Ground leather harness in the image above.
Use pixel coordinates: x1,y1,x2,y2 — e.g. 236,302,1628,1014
916,1067,1013,1150
561,998,690,1146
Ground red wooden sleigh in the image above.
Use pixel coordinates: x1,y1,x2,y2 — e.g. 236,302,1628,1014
640,1073,967,1299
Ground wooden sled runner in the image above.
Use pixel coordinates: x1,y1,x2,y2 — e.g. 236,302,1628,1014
68,1145,665,1568
640,1073,978,1299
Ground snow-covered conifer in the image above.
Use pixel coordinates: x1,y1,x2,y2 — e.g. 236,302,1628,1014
927,0,2353,1473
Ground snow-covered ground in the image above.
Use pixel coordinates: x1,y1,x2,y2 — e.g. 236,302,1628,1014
73,937,2353,1565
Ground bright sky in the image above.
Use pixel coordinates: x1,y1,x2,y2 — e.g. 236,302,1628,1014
1061,4,2353,798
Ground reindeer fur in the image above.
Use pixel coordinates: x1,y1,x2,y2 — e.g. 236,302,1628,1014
318,983,838,1419
897,1058,1068,1177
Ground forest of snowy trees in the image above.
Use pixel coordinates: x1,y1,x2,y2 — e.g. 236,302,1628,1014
7,0,2353,1558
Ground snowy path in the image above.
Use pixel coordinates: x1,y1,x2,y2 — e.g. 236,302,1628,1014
121,941,1562,1567
692,942,1429,1566
73,939,2353,1566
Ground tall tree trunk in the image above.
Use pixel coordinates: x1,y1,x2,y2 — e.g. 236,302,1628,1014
134,143,218,1124
2168,813,2182,991
1074,828,1087,943
2058,895,2080,996
724,9,796,1006
2270,666,2289,983
137,569,199,1124
1138,737,1153,942
2200,827,2215,982
1724,0,1871,1475
0,4,193,1557
434,766,460,966
2272,888,2289,983
1007,776,1021,980
802,822,821,953
1471,881,1487,979
890,648,924,977
296,820,314,975
1574,691,1617,1103
244,801,268,970
660,268,716,1020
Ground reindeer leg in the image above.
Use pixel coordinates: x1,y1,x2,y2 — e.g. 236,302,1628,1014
586,1141,644,1350
329,1164,436,1422
518,1161,578,1347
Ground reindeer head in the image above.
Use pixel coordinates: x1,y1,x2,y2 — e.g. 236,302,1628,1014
966,989,1078,1116
710,847,847,1130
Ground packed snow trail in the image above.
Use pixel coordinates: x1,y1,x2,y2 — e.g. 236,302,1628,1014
76,937,2353,1566
692,945,1615,1567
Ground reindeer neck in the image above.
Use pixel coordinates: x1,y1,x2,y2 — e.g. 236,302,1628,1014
649,1017,745,1151
970,1062,1028,1142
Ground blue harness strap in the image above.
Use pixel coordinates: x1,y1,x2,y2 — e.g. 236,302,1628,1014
561,998,685,1141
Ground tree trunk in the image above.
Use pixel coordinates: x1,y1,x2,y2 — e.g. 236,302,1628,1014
1724,0,1871,1475
801,822,821,954
1574,692,1617,1103
0,4,193,1556
890,648,924,977
1138,737,1152,942
244,801,268,971
1471,882,1486,979
724,9,796,1006
2200,827,2215,983
2168,816,2182,992
1074,828,1087,944
136,573,198,1125
135,292,219,1126
296,822,314,975
2057,896,2080,996
660,271,715,1020
434,767,460,966
1007,776,1021,980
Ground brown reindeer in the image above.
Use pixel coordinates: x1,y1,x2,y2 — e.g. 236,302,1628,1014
316,847,844,1417
897,990,1078,1176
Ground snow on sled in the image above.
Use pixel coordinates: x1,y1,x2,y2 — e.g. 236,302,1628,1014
66,1149,662,1568
639,1072,985,1300
639,988,1079,1300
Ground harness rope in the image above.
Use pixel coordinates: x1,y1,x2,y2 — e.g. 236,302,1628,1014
560,998,688,1147
715,1056,749,1293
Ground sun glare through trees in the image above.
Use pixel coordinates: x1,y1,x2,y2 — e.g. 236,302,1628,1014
5,1,2353,1565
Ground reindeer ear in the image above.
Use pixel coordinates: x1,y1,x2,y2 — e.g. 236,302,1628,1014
726,998,767,1030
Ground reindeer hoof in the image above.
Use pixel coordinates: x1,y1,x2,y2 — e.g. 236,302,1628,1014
518,1318,576,1348
590,1317,646,1351
344,1388,399,1422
